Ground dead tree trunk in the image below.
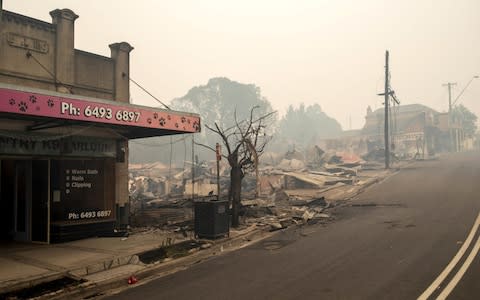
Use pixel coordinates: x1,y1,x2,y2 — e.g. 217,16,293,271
230,165,244,227
200,107,276,228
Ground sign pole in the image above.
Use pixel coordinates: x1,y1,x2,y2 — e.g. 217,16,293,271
215,143,221,201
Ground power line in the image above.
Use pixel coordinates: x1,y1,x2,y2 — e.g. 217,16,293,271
452,76,479,106
128,76,171,110
130,135,189,147
25,51,74,94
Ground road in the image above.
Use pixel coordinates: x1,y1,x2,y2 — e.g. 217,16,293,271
107,152,480,300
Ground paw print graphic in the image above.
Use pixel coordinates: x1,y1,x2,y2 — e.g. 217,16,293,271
47,99,54,108
181,116,186,123
159,117,166,127
175,123,179,128
167,115,171,120
9,98,15,106
187,119,191,124
29,95,37,104
147,118,152,124
192,121,200,131
153,112,158,119
18,101,28,112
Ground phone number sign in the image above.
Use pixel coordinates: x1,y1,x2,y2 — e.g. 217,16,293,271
0,87,201,133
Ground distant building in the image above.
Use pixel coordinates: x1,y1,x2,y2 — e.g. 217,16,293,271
362,104,439,157
322,103,462,158
0,5,200,243
435,112,465,152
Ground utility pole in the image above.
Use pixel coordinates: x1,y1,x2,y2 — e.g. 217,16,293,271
443,82,457,152
384,51,390,169
443,82,457,115
377,51,399,168
376,51,392,169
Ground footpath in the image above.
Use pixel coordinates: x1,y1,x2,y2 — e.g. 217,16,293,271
0,164,404,300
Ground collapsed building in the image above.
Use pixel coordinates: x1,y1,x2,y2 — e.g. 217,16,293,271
127,102,475,231
129,145,366,230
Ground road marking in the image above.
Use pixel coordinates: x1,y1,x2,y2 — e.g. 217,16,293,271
417,212,480,300
436,234,480,300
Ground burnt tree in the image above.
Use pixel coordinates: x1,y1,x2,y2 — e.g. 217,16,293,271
200,106,275,227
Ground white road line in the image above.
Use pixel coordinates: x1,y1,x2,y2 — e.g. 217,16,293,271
437,235,480,300
417,212,480,300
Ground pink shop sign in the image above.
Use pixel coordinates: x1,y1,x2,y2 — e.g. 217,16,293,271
0,88,201,133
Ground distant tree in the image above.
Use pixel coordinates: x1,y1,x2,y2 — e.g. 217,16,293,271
129,77,276,164
277,103,342,146
171,77,276,148
198,106,276,227
451,104,478,137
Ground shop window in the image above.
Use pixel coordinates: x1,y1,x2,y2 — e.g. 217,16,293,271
50,159,115,223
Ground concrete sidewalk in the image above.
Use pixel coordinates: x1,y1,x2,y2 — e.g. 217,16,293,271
0,223,269,298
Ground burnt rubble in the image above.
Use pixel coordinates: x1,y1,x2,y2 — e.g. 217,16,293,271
128,146,391,232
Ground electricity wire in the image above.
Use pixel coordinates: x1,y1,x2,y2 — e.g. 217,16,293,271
24,50,198,179
130,135,189,147
26,51,74,94
128,77,170,110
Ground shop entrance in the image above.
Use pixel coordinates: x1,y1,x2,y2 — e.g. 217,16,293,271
0,159,49,243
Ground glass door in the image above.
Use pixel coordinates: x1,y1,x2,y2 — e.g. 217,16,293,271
14,160,31,242
32,160,50,243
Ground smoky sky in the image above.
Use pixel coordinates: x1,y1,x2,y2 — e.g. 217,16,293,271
4,0,480,130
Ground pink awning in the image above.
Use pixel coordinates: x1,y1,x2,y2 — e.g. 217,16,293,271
0,83,200,139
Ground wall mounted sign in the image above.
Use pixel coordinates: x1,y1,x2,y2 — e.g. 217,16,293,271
0,133,117,157
50,159,115,222
7,32,49,53
0,87,201,133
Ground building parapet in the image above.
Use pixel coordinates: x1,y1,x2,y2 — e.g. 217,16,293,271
2,10,55,32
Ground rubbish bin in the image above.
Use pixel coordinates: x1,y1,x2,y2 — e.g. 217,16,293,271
194,199,230,239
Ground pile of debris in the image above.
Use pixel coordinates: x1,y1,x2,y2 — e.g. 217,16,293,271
239,147,370,229
242,195,331,231
128,146,369,230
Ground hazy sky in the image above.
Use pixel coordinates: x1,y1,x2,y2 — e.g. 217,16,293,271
4,0,480,130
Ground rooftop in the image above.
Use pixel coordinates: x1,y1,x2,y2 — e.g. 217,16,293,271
368,104,438,117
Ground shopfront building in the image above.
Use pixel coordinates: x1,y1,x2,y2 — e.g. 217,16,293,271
0,6,200,243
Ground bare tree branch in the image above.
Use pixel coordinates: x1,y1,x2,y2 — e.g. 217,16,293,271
205,124,222,135
253,119,262,147
204,107,276,171
194,141,217,153
244,105,259,139
214,122,232,156
203,106,277,228
194,141,229,160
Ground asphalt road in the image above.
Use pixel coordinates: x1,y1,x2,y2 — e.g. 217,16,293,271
107,152,480,300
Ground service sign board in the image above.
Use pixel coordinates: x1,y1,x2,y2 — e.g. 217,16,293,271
50,159,115,222
0,133,116,157
0,87,201,133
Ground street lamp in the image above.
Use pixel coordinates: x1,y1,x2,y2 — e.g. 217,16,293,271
452,75,479,107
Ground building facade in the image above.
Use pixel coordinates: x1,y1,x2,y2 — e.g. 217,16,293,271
322,104,453,159
0,5,200,243
362,104,440,157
